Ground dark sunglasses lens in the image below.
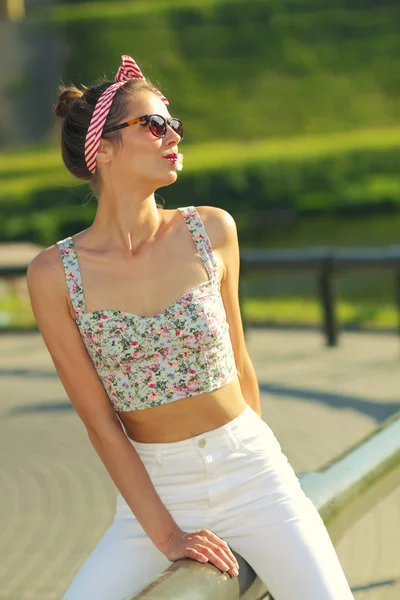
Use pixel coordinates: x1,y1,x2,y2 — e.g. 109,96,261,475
170,119,184,139
149,116,167,137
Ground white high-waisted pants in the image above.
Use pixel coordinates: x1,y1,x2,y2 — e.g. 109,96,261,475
62,405,354,599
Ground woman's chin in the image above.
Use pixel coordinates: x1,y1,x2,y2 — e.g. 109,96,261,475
157,170,178,187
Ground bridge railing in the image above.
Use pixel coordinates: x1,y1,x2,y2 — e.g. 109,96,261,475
124,410,400,600
239,246,400,346
3,245,400,344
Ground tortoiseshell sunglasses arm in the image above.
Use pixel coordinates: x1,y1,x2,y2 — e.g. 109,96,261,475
103,116,145,135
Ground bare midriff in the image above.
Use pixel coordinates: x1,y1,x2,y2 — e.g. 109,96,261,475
117,377,248,443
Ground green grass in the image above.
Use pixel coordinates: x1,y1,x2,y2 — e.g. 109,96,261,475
1,289,398,331
32,0,400,145
2,126,400,247
33,0,400,25
0,142,61,175
244,297,398,329
32,0,248,22
0,291,36,329
42,0,399,23
183,127,400,173
1,126,400,202
0,171,76,202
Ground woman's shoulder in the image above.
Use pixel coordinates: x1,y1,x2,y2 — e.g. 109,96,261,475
194,205,238,252
26,240,69,299
27,243,61,276
27,224,89,275
25,241,73,321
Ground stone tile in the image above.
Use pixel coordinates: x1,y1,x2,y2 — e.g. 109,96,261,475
0,330,399,598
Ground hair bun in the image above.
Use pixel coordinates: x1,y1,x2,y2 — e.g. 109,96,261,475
54,85,84,118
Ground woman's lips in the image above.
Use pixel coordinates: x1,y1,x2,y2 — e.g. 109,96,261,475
164,153,178,162
163,152,184,170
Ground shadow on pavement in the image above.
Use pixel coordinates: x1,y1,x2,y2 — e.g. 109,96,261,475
259,383,400,423
351,578,397,592
0,368,57,378
7,402,73,415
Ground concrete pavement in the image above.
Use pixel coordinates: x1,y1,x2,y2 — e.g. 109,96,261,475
0,328,399,599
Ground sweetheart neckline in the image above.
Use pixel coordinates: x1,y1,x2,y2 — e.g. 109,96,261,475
77,278,219,322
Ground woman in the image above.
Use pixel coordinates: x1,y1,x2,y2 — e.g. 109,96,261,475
27,55,354,599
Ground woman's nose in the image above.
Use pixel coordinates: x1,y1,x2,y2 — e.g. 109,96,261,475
166,125,182,145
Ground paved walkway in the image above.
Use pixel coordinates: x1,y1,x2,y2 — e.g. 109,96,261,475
0,329,399,599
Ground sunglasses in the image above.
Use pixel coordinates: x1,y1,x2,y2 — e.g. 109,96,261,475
103,114,184,140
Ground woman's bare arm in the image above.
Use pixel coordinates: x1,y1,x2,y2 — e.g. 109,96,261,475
26,246,239,575
198,205,261,416
26,246,180,551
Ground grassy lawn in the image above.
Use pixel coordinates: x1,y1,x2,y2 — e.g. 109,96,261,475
1,126,400,214
0,290,36,329
2,129,400,331
244,297,398,329
2,126,400,179
183,127,400,173
1,289,397,332
34,0,248,22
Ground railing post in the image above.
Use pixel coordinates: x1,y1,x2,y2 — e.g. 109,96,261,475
394,263,400,344
318,255,338,347
239,265,248,338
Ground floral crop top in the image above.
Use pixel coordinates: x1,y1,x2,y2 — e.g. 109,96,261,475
57,206,238,412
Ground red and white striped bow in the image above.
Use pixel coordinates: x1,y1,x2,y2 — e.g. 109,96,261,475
84,55,169,174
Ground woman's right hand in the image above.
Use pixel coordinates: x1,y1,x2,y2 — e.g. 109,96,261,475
162,528,239,577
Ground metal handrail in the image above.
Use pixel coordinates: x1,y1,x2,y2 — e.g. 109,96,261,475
240,246,400,270
4,245,400,345
4,246,400,277
128,411,400,600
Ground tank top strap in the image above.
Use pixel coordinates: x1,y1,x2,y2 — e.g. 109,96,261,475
178,206,219,285
56,237,86,317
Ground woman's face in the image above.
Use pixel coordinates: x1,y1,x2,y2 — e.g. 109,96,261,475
103,90,182,189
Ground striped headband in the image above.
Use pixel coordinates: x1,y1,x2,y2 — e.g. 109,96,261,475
84,54,169,174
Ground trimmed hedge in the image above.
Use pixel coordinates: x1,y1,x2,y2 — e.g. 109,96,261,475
2,129,400,246
33,0,400,142
5,0,400,244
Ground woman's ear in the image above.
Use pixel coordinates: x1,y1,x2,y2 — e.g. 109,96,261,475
96,139,113,165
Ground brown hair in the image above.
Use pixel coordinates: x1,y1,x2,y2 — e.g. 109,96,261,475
54,78,160,191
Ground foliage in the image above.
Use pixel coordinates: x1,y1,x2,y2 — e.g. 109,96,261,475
30,0,400,142
1,128,400,245
5,0,400,248
2,291,398,332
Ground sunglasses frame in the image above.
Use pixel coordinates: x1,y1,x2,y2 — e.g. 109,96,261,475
103,113,184,140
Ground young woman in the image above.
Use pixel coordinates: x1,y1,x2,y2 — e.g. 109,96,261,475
27,55,354,600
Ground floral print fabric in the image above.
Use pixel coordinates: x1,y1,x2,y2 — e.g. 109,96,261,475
57,206,238,411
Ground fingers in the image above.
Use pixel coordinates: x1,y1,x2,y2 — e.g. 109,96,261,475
165,528,239,577
197,543,239,576
194,530,239,576
204,531,239,572
184,546,211,564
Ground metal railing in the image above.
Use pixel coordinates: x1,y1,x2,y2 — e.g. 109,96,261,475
239,246,400,346
3,253,399,597
3,246,400,345
128,411,400,600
